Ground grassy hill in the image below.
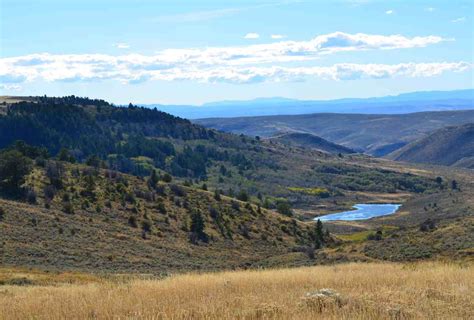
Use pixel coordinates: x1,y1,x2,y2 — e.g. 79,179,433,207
267,132,355,154
387,123,474,168
194,110,474,156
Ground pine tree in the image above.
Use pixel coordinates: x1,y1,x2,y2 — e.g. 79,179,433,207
314,219,324,247
190,211,208,243
148,170,159,189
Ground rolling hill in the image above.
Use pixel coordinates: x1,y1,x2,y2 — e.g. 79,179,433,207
267,132,355,154
195,110,474,156
388,123,474,168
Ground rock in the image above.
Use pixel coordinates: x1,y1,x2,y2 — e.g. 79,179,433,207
301,288,345,312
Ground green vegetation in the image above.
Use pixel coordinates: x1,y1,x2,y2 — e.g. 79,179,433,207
288,187,330,197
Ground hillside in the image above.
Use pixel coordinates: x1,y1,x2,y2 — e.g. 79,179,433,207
1,96,473,273
268,132,355,154
387,123,474,168
1,159,317,272
195,110,474,156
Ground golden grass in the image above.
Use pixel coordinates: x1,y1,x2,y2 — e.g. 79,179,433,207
1,262,473,319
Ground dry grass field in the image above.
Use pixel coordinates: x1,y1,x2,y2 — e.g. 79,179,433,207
1,262,473,319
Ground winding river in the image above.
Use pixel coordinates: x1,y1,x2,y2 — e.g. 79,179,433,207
316,204,401,221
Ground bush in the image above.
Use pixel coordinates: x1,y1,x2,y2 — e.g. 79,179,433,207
142,220,152,233
43,185,57,200
231,200,240,211
367,230,383,241
62,202,74,214
26,189,37,204
419,219,436,232
214,189,221,201
0,207,5,221
157,202,167,214
169,184,186,197
276,201,292,216
161,173,172,183
237,190,249,202
128,215,138,228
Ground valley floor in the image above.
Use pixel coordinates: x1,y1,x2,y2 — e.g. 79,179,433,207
1,262,473,319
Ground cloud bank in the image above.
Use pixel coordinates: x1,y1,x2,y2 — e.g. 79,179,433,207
1,32,467,85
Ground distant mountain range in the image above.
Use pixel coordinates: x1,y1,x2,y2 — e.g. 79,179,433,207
149,89,474,119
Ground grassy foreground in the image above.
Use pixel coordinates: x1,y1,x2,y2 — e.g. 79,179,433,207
1,262,473,319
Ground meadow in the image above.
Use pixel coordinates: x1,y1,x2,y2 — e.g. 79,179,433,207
1,262,473,319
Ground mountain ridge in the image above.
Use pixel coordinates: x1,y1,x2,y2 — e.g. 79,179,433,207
387,123,474,168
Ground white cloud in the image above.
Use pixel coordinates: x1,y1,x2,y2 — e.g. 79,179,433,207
426,7,435,12
244,33,260,39
0,53,469,84
114,43,130,49
0,32,461,85
0,84,22,91
385,10,394,15
271,34,286,39
451,17,466,23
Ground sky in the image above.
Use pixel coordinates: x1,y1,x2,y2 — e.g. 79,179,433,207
0,0,473,105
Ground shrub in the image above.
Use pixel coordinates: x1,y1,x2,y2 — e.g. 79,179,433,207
276,201,292,216
62,202,74,214
0,207,5,221
237,190,249,202
231,200,240,211
161,173,172,183
128,215,138,228
214,189,221,201
170,184,186,197
142,220,152,233
419,219,436,232
26,189,37,204
157,202,167,214
367,230,383,241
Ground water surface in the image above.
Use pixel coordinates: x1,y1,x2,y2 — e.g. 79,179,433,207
316,204,401,221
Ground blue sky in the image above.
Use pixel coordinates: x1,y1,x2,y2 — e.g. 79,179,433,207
1,0,473,104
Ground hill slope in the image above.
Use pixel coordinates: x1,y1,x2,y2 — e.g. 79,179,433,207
387,123,474,168
195,110,474,156
268,132,355,154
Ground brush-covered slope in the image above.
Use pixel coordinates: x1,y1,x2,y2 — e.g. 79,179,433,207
0,158,317,272
388,123,474,168
268,132,355,154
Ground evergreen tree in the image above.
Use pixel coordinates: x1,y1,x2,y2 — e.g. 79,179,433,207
0,150,33,198
314,219,324,247
190,211,208,243
148,170,159,189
